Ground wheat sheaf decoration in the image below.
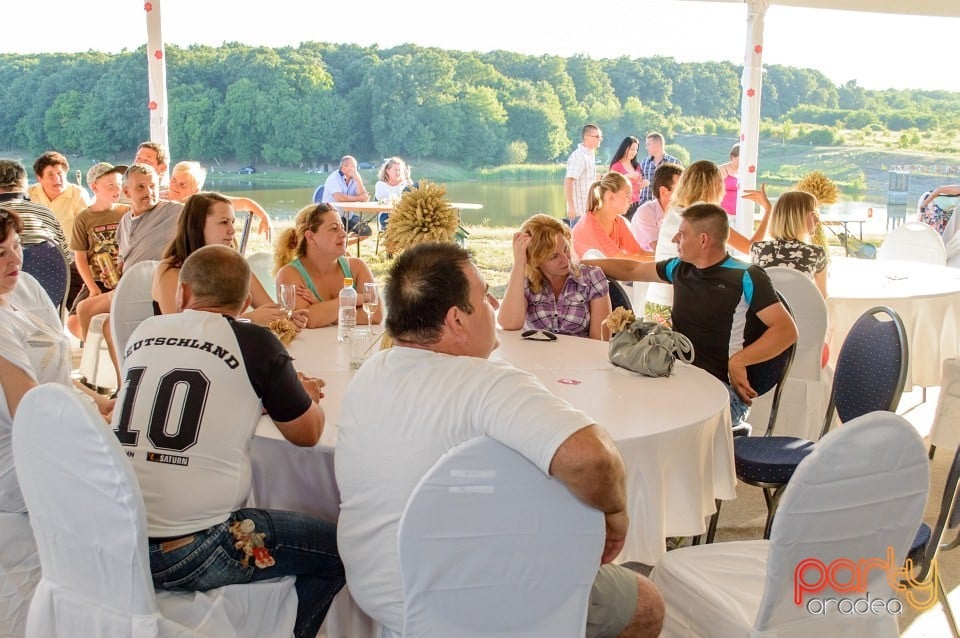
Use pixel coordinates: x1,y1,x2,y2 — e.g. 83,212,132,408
383,180,460,255
795,170,839,206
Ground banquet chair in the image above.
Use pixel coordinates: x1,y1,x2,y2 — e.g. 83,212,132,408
22,239,69,317
905,436,960,638
732,305,908,539
695,296,796,544
946,232,960,268
12,383,298,637
394,437,604,638
606,276,633,313
878,220,947,266
651,410,928,638
312,185,324,203
247,252,277,302
110,260,159,366
0,512,40,638
928,358,960,459
748,267,830,440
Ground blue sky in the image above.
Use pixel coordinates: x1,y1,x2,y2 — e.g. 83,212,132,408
5,0,957,92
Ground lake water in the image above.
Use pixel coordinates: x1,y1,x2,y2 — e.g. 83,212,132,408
207,178,894,231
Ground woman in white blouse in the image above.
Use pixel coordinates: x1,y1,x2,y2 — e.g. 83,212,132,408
0,208,114,514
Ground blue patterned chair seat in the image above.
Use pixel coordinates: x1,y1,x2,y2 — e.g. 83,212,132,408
734,436,815,485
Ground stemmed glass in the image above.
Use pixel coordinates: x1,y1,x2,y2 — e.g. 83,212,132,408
363,283,380,333
279,283,297,320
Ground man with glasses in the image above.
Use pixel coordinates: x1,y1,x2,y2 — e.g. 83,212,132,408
564,124,602,227
630,163,683,252
637,132,682,203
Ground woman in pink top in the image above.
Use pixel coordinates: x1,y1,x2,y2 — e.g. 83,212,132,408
609,136,645,221
571,172,652,261
718,143,740,216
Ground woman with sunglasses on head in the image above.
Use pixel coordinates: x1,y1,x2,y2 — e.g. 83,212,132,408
499,213,612,340
274,203,382,329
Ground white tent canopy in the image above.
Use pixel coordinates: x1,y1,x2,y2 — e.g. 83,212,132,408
685,0,960,235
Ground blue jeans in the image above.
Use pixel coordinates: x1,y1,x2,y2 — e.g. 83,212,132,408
725,383,751,426
149,508,344,638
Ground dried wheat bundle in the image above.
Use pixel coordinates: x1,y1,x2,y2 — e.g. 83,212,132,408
383,180,460,255
795,170,839,206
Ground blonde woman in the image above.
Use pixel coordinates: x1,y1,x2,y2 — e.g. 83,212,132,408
499,214,611,339
751,190,828,297
374,157,411,230
167,161,273,239
571,172,651,261
274,203,382,329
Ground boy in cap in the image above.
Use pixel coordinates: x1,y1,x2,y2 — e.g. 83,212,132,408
66,162,129,341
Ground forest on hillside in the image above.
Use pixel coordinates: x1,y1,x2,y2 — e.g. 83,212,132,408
1,42,958,167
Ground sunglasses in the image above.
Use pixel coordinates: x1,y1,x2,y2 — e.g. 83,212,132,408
521,329,558,342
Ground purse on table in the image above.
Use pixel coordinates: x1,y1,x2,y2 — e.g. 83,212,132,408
606,314,694,378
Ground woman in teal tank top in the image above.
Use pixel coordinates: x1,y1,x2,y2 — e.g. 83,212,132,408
274,203,383,328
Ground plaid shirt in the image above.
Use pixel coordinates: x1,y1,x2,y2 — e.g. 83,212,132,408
524,264,609,337
638,153,682,203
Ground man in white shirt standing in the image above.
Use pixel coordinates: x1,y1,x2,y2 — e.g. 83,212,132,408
564,124,603,227
336,242,664,638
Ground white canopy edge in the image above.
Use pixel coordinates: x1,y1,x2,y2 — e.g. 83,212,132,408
684,0,960,18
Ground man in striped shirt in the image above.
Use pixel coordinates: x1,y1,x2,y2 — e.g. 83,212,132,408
0,159,71,264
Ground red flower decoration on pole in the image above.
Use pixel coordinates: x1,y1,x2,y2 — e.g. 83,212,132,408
747,88,756,98
740,133,746,142
144,2,152,12
148,101,158,111
748,165,756,174
754,45,762,54
154,49,163,61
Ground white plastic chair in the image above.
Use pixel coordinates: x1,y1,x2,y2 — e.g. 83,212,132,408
946,232,960,269
246,253,277,302
0,512,40,638
12,384,298,637
929,358,960,459
651,410,929,638
394,437,604,638
110,260,159,366
748,267,831,440
878,221,947,266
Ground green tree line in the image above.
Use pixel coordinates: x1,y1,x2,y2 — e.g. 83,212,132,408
1,42,957,168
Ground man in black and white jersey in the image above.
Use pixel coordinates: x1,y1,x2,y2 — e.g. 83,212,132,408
112,244,344,638
587,203,798,426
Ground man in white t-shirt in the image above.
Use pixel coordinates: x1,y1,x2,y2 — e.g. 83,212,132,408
564,124,602,226
336,242,664,638
113,245,344,638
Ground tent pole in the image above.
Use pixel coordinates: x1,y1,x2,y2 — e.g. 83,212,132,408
735,0,769,243
144,0,171,183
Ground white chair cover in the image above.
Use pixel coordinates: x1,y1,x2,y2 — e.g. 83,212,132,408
76,313,115,391
749,267,832,440
652,410,929,638
929,358,960,453
945,232,960,269
247,253,277,302
581,248,606,259
878,221,947,266
396,437,604,638
110,260,159,366
12,384,297,638
0,512,40,638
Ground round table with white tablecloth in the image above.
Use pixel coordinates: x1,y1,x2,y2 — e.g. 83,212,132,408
252,327,734,567
826,257,960,388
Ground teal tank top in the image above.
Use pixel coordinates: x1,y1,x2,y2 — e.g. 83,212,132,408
289,256,353,301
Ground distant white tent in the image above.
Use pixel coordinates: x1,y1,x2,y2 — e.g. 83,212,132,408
684,0,960,237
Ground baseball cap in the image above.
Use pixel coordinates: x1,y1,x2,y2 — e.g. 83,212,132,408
87,162,128,185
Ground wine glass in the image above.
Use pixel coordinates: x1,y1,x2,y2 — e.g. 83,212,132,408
363,282,380,332
279,283,297,319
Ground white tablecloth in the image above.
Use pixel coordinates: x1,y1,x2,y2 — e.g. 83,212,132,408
249,328,735,635
826,257,960,388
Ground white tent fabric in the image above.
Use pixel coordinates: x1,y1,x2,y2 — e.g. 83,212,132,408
683,0,960,237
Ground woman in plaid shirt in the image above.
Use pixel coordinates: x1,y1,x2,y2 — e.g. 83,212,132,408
498,214,612,340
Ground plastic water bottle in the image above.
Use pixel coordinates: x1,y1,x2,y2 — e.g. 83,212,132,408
338,277,357,342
